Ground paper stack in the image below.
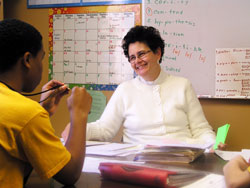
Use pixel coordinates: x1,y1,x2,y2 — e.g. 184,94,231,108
134,144,206,164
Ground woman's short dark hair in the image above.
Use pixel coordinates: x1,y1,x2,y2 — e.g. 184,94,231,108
0,19,42,72
122,26,165,63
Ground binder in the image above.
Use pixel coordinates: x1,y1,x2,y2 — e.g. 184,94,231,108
99,162,205,188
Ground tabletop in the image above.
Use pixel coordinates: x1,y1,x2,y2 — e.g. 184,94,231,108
25,153,227,188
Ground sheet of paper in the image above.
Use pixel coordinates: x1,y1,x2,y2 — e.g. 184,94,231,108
215,150,250,161
215,48,250,98
82,156,144,173
215,150,241,161
86,141,110,147
87,90,106,123
146,141,214,150
241,149,250,161
86,143,141,156
182,174,226,188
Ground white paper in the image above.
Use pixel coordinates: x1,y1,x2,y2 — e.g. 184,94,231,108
241,149,250,161
86,143,141,156
215,149,250,161
86,141,110,146
82,156,144,173
215,150,242,161
145,141,214,150
215,48,250,98
182,174,226,188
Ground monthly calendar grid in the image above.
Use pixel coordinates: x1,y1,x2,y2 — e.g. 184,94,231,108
49,6,140,90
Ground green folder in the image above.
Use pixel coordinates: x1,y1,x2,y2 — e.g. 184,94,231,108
213,124,230,150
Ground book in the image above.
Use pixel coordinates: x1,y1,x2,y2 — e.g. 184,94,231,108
134,144,205,164
99,162,205,188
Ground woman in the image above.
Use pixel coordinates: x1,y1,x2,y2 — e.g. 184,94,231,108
63,26,217,146
223,155,250,188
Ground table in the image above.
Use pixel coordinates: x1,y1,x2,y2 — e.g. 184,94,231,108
25,153,227,188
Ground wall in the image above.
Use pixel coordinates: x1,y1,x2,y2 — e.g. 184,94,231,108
0,0,3,20
4,0,250,151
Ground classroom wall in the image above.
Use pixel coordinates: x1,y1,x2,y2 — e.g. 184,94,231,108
4,0,250,151
0,0,3,20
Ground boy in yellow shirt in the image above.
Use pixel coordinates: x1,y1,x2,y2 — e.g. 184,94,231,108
0,19,92,187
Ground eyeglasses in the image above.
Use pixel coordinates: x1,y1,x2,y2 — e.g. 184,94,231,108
128,50,151,64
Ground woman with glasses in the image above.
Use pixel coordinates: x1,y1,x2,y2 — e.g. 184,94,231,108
63,26,223,148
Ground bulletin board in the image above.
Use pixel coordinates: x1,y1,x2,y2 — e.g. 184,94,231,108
143,0,250,99
49,4,141,90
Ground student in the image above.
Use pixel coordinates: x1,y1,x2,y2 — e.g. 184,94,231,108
63,25,224,148
223,155,250,188
0,19,92,187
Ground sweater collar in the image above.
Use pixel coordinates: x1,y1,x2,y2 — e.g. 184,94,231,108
138,69,168,85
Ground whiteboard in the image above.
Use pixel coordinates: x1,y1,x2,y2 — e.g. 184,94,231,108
143,0,250,98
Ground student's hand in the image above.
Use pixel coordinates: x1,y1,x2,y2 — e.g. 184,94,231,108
67,87,92,119
223,155,250,188
40,80,69,116
61,87,92,143
54,87,92,185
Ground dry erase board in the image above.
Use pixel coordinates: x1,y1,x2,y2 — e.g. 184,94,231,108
143,0,250,99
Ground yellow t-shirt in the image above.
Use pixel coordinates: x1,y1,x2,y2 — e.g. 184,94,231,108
0,83,71,187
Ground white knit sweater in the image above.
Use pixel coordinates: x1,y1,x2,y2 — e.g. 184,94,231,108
87,70,216,145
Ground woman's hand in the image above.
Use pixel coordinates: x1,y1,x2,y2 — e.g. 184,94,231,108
209,142,227,153
217,142,227,150
40,80,69,116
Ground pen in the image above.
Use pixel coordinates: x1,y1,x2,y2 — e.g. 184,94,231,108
22,85,69,96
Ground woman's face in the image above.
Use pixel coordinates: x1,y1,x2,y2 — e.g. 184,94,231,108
128,41,161,81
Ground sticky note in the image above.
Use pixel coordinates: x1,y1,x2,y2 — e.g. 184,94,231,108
214,124,230,150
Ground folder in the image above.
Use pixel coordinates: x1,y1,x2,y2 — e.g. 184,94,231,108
213,124,230,150
99,162,205,188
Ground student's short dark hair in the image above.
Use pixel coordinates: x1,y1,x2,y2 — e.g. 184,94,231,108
0,19,42,72
122,25,165,63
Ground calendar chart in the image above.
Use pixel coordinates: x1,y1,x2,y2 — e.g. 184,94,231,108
49,5,141,90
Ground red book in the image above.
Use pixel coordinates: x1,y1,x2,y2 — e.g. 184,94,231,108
98,162,177,188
